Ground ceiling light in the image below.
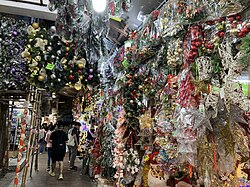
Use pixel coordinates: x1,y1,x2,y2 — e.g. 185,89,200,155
92,0,107,13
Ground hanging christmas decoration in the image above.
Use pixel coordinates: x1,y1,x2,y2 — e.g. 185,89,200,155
0,16,29,90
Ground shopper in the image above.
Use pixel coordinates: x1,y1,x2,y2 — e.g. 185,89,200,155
69,121,81,171
67,122,74,163
49,121,68,180
38,125,46,154
45,124,55,171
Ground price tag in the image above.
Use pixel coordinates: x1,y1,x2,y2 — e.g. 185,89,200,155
122,59,129,68
45,63,55,70
199,104,205,116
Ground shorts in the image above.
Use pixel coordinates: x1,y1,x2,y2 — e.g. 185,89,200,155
51,147,66,163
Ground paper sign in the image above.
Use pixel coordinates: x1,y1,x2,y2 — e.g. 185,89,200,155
45,63,55,70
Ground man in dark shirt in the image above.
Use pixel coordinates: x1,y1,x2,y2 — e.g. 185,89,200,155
49,121,68,180
69,121,81,170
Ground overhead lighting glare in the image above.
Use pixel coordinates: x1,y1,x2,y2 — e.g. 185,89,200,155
92,0,107,13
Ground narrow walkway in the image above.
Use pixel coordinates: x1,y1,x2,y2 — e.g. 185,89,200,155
2,153,96,187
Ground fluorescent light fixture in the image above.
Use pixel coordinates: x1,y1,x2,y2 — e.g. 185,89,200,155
233,79,250,83
92,0,107,13
0,0,56,21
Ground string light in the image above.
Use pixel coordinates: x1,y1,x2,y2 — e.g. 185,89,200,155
92,0,107,13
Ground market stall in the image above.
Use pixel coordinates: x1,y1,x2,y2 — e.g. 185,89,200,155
0,0,250,187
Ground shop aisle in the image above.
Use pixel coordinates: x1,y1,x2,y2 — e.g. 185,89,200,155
7,153,96,187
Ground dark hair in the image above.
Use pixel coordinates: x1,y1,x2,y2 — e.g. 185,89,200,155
50,125,55,131
56,120,64,128
73,121,81,127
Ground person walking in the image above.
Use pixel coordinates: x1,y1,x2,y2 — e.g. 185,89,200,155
45,124,55,171
67,123,74,163
39,125,46,154
49,121,68,180
69,121,81,171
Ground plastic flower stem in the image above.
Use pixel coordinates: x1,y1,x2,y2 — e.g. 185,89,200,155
210,132,217,171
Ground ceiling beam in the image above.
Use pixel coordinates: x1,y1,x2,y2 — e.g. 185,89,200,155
110,24,129,37
108,36,121,45
117,24,129,41
0,0,56,21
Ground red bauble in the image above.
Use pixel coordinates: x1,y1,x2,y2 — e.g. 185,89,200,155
78,70,82,74
208,44,214,49
69,75,74,80
192,51,198,57
141,108,146,114
191,45,197,51
195,41,202,47
242,27,250,34
188,53,194,59
236,15,241,21
238,32,245,38
177,3,182,7
219,31,225,37
228,16,235,22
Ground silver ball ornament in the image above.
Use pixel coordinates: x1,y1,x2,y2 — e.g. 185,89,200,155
50,74,56,79
57,50,62,56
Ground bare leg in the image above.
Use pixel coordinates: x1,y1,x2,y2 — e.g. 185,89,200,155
52,162,56,172
58,161,63,180
49,162,56,177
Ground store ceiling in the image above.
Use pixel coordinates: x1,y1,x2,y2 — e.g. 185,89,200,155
0,0,164,46
108,0,165,46
123,0,165,29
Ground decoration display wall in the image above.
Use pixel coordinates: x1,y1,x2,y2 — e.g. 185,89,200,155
0,0,133,92
87,0,250,187
22,22,97,92
0,16,29,90
2,0,250,186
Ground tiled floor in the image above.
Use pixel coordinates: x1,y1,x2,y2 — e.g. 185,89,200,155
0,153,96,187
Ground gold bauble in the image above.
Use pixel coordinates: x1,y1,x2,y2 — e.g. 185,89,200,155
74,80,82,91
32,22,39,29
66,47,70,52
78,63,84,69
38,75,45,82
35,56,41,62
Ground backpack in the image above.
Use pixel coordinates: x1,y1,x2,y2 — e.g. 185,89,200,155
67,128,75,146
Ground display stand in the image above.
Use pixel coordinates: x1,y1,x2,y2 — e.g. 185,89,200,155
0,90,30,175
21,88,43,186
0,103,8,175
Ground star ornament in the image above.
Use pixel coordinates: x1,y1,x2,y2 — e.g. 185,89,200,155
34,38,48,51
191,80,210,96
138,112,154,130
191,110,213,131
229,104,248,125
